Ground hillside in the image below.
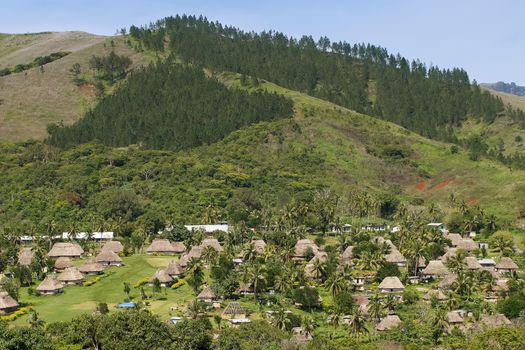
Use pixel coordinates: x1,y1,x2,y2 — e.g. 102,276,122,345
0,32,149,141
483,81,525,97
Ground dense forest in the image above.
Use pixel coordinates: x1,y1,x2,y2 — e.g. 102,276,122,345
47,62,293,150
486,81,525,96
128,15,512,139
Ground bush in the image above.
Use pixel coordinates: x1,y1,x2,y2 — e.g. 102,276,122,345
333,291,354,314
497,292,525,319
403,289,420,305
376,262,401,281
84,276,101,287
292,286,320,310
0,306,33,321
134,277,149,288
171,279,185,290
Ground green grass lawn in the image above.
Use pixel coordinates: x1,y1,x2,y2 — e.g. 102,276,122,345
13,254,196,326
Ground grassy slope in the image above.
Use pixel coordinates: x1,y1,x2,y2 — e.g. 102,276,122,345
0,33,149,141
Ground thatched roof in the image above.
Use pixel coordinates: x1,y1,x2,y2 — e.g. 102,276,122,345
311,251,328,263
304,262,319,279
447,311,464,324
340,246,354,265
378,276,404,290
251,239,266,254
294,239,319,257
417,256,427,268
54,257,73,270
493,279,509,292
48,242,84,258
479,314,511,328
179,246,203,267
440,248,457,262
37,276,64,292
376,315,401,331
465,257,482,270
171,241,187,253
150,269,173,284
237,283,253,293
78,260,105,274
439,274,458,288
101,240,124,253
201,238,223,252
0,291,19,310
95,250,123,264
165,260,184,276
445,233,463,247
58,267,84,282
18,248,33,266
423,289,447,301
146,239,177,254
457,239,477,251
384,248,406,264
222,302,246,316
496,257,518,270
353,294,369,307
422,260,449,276
197,286,217,300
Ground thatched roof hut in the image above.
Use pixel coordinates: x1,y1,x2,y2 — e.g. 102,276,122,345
101,240,124,254
251,239,266,254
54,257,73,271
440,248,457,262
201,238,223,252
378,276,404,293
465,257,482,270
384,248,407,266
478,314,511,328
18,248,33,266
222,302,247,319
340,245,354,266
78,260,105,275
0,291,19,315
423,289,447,301
197,286,217,301
294,239,319,258
445,233,463,247
146,239,177,255
57,267,84,285
492,279,509,293
376,315,401,331
171,241,187,253
149,269,173,286
95,250,123,266
457,239,477,251
48,242,84,258
495,257,518,272
447,311,464,324
165,260,184,277
179,246,203,267
422,260,449,277
36,276,64,294
237,283,254,294
439,274,458,289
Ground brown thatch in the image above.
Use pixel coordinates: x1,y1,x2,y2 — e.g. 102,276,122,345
311,251,328,263
197,286,217,300
48,242,84,258
251,239,266,254
146,239,177,254
163,260,183,277
439,274,458,288
179,246,203,267
376,315,402,331
495,257,518,271
201,238,223,252
417,256,427,268
78,260,105,274
340,245,354,266
447,311,464,324
457,239,477,251
493,279,509,293
36,276,64,294
54,257,73,271
101,240,124,253
445,233,463,247
57,267,84,284
171,241,187,253
150,269,173,284
95,250,123,265
222,302,246,317
384,248,406,265
422,260,449,276
479,314,511,328
237,283,253,294
378,276,404,291
440,248,458,262
423,289,447,301
0,291,19,312
294,239,319,258
465,257,482,270
18,248,33,266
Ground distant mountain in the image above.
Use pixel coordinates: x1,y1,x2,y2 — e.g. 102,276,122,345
484,81,525,96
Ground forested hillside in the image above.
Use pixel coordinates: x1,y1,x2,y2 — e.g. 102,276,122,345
47,62,292,149
128,15,515,139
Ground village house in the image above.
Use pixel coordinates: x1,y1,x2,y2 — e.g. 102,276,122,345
427,222,446,233
478,258,496,269
47,242,84,259
422,260,449,279
478,314,512,329
164,260,184,278
495,257,518,274
184,223,229,233
78,260,105,275
447,311,464,329
376,314,402,331
293,239,320,260
95,250,123,266
457,238,477,252
465,256,482,270
58,267,84,285
179,246,203,267
54,257,73,272
0,291,19,315
197,285,218,304
339,245,354,266
149,269,173,287
444,233,462,247
384,247,407,267
201,238,224,252
147,239,179,255
439,274,458,289
378,276,405,294
222,301,248,320
423,289,447,302
62,231,114,241
251,239,266,254
291,327,313,342
36,276,64,295
17,247,33,267
101,240,124,254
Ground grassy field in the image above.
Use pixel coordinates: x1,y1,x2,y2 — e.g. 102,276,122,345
0,33,149,141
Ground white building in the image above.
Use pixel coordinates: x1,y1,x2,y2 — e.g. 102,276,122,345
62,232,114,240
184,224,229,233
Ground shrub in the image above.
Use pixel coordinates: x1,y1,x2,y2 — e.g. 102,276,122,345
84,277,101,287
171,279,185,290
134,277,149,288
0,306,33,321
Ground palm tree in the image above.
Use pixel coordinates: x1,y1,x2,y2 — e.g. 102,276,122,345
347,307,368,339
242,242,258,262
383,295,397,314
357,251,383,271
486,215,497,232
431,307,448,336
310,258,326,281
187,299,205,319
301,316,316,338
186,257,204,292
245,262,267,301
329,310,343,330
325,274,347,298
270,307,290,330
445,250,468,274
201,245,218,266
491,236,514,256
367,293,385,321
274,271,293,293
444,291,460,311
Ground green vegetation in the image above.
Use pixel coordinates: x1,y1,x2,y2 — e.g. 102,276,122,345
0,51,70,76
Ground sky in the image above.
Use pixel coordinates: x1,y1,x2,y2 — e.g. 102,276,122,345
1,0,523,85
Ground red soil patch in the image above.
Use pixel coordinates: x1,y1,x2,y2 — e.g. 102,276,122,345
415,181,428,191
467,197,479,205
78,82,96,98
431,178,455,192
